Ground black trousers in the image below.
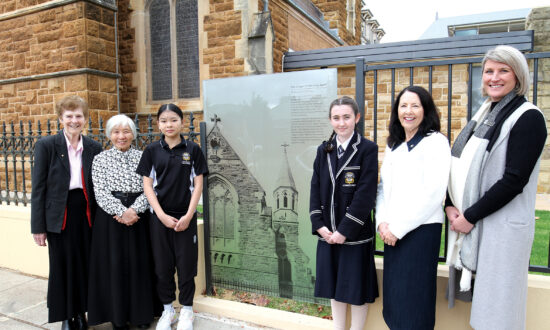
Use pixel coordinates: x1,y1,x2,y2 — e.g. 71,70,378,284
149,211,198,306
46,189,91,323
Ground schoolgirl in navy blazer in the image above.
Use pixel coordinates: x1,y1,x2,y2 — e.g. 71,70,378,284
310,130,378,243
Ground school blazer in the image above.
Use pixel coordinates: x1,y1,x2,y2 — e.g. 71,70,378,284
31,131,102,234
310,132,378,244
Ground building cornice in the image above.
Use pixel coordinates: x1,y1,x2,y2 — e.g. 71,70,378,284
0,0,116,22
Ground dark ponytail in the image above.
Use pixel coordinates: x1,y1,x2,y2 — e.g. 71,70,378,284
324,130,336,153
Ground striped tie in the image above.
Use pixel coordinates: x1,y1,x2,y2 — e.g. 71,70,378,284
337,145,345,159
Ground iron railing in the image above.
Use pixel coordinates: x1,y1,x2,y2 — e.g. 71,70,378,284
0,113,199,206
357,53,550,274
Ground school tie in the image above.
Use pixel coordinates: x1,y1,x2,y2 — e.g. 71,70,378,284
337,145,345,159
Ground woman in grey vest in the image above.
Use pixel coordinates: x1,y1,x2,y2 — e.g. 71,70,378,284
445,45,547,330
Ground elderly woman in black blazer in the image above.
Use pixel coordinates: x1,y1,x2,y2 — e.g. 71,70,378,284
31,95,102,330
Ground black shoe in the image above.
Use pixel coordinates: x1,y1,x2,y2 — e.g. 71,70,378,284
111,322,130,330
74,313,87,330
61,319,75,330
136,324,150,329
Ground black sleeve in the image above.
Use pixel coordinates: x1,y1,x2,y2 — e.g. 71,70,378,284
192,143,209,176
464,110,547,223
136,144,154,177
30,140,49,234
309,146,324,235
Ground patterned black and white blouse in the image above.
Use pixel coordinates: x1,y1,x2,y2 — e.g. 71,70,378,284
92,147,149,216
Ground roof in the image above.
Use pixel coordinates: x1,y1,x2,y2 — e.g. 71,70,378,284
419,8,531,39
275,145,296,190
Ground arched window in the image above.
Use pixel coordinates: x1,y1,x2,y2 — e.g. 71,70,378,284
283,192,288,208
148,0,200,101
209,175,237,239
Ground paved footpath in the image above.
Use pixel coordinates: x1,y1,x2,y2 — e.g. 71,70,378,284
0,268,268,330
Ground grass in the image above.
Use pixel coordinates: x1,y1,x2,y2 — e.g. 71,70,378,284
375,210,550,275
212,287,332,319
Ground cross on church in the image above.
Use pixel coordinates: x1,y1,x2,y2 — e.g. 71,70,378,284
210,114,221,123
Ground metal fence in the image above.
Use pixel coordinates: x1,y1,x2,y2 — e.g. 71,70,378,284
0,113,199,206
356,53,550,274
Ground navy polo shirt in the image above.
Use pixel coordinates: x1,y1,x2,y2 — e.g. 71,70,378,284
136,135,208,213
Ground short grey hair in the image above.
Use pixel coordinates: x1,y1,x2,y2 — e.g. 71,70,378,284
105,115,136,139
481,45,530,97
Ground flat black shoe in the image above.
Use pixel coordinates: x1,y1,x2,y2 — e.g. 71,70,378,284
61,319,75,330
136,323,150,329
74,313,87,330
111,322,130,330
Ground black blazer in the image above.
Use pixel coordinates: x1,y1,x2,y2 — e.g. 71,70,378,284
309,131,378,243
31,131,102,234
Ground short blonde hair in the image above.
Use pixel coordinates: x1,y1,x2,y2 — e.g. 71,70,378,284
56,95,89,118
105,114,136,139
481,45,530,97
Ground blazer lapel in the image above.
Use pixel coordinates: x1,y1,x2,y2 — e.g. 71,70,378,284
336,133,360,178
328,142,338,178
81,136,95,184
54,131,70,173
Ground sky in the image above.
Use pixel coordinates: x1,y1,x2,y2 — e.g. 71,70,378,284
365,0,550,43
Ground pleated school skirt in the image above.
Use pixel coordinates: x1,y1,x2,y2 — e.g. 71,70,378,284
315,240,379,305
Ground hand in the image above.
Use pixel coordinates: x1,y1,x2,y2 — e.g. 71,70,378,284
157,212,179,229
450,213,474,234
121,208,139,226
316,226,333,242
378,222,397,246
327,231,346,244
174,213,192,232
32,233,47,246
445,206,460,223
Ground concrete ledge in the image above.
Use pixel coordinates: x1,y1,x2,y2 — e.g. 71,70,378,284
194,296,332,330
0,205,48,277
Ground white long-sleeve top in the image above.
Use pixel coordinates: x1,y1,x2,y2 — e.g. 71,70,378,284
376,132,451,239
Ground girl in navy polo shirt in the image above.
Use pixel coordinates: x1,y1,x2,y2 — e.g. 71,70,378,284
310,96,378,330
136,104,208,330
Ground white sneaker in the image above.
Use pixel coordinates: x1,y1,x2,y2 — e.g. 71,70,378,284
176,308,194,330
156,309,177,330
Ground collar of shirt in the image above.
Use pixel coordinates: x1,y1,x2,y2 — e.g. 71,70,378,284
160,134,187,150
63,129,83,154
391,131,425,152
336,133,353,152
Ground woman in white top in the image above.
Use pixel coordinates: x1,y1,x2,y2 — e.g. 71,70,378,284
376,86,450,329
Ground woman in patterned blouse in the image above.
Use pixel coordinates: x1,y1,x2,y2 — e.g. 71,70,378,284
87,115,159,329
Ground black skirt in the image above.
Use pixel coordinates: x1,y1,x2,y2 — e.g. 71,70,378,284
87,194,160,326
314,240,378,305
46,189,91,323
382,223,442,330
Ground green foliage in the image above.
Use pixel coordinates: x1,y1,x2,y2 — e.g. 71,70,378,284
212,287,332,319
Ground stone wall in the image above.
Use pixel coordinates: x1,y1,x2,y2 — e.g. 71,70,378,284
0,1,118,126
117,0,137,114
0,0,51,14
527,6,550,193
311,0,361,45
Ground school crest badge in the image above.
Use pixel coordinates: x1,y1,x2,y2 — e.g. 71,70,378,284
182,152,191,165
344,172,355,184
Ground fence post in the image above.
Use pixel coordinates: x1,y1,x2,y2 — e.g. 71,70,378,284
200,121,213,295
355,57,365,137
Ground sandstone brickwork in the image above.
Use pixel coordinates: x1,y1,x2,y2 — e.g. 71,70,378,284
527,6,550,193
0,1,118,126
